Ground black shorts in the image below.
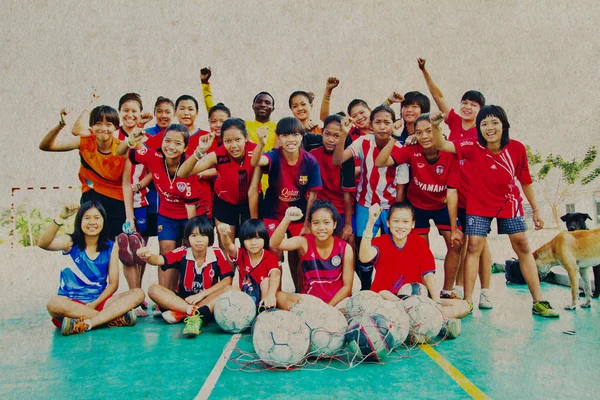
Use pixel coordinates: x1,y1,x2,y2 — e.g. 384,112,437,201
80,190,126,238
457,207,467,232
212,196,251,233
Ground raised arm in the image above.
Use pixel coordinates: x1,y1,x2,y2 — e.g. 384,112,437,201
358,204,381,263
39,109,80,152
248,166,262,218
374,119,404,167
216,223,238,260
320,77,339,122
250,127,270,167
200,67,215,113
332,116,356,166
270,207,308,253
431,112,455,153
136,246,166,266
418,58,451,116
37,204,78,251
178,133,217,177
114,127,145,157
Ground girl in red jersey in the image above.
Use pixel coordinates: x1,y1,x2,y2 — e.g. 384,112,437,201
289,91,321,134
358,202,470,321
375,113,463,301
217,219,281,308
431,107,559,317
270,200,354,309
178,118,260,244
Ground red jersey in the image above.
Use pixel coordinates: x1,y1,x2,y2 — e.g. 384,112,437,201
446,109,477,209
370,234,436,293
213,142,259,205
454,139,533,218
229,248,280,288
309,147,356,214
144,128,217,157
129,147,199,219
300,234,349,304
115,128,149,207
390,145,460,211
162,246,233,297
349,136,409,209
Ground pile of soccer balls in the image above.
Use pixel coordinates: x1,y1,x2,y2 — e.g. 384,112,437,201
214,285,445,368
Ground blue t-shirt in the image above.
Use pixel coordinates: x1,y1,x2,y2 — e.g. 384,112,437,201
57,241,114,303
144,124,162,137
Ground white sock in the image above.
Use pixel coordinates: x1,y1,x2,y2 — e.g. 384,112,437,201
83,319,92,331
441,290,452,295
481,288,490,295
186,305,196,316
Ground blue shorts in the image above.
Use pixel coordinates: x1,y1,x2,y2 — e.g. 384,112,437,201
157,214,188,242
338,213,356,234
146,188,159,214
465,214,527,237
356,203,389,237
134,207,158,237
413,206,459,235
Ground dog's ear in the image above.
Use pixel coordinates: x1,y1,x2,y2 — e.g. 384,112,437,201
585,213,592,221
560,214,569,222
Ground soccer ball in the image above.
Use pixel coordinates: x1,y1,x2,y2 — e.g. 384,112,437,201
214,290,257,333
291,301,348,357
400,295,444,344
345,314,395,362
252,309,310,367
298,293,325,307
375,300,411,348
397,282,428,298
345,291,384,318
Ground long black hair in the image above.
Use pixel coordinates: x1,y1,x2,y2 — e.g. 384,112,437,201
70,201,111,252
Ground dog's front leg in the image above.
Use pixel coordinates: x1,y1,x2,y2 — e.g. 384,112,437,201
580,267,593,308
563,260,579,310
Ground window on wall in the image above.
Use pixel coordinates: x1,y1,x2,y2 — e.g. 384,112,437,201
596,202,600,225
566,204,575,213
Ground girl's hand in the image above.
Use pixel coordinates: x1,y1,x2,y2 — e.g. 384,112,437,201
430,111,446,126
405,135,418,146
59,108,71,126
217,223,231,237
200,66,212,84
285,207,304,222
387,91,405,104
136,247,151,260
256,126,268,147
259,293,277,309
392,119,404,136
128,127,146,147
138,112,153,128
325,77,340,91
417,58,426,70
340,116,354,136
59,203,80,219
450,228,463,248
305,120,318,132
186,292,205,305
533,210,544,231
88,89,100,107
198,133,215,154
341,223,353,242
368,204,381,223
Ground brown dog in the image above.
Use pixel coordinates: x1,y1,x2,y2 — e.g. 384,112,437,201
533,228,600,310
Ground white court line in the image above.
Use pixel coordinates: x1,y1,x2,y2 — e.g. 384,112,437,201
195,333,242,400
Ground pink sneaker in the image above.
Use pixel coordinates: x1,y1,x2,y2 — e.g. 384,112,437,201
117,233,134,265
128,233,146,267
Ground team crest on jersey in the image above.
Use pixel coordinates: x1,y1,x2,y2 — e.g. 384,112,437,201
460,159,465,166
331,255,342,267
176,182,187,192
490,165,497,170
209,269,215,278
417,163,425,168
137,147,147,155
268,223,276,231
299,175,308,185
436,165,445,176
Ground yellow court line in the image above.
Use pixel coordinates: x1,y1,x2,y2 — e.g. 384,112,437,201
420,344,490,400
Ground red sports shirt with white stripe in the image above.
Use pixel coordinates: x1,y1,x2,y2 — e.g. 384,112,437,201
390,145,460,211
349,136,409,209
115,128,149,208
454,139,533,218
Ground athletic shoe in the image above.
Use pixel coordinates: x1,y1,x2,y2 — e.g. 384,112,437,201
440,318,461,339
467,301,474,314
108,310,137,327
117,233,134,265
532,300,560,318
440,292,459,300
61,317,87,336
153,304,162,317
183,312,203,337
128,233,146,267
452,287,464,300
162,310,187,324
479,292,493,309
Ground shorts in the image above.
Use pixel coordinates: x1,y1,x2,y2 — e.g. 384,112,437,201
413,206,460,235
356,203,389,238
465,214,527,237
457,207,467,231
338,213,356,234
51,296,110,328
213,196,251,233
146,188,159,214
157,214,188,242
81,190,125,238
264,218,304,238
134,206,158,237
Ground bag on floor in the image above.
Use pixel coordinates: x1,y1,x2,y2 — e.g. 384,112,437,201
505,258,527,285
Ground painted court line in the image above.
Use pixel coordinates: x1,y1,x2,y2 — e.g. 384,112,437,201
420,344,490,400
196,333,241,400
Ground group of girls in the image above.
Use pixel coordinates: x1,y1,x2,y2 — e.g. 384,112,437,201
38,58,560,338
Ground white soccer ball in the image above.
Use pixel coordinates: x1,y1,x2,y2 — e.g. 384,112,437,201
298,293,326,307
397,282,428,298
345,290,384,318
375,300,411,348
291,300,348,357
214,290,257,333
252,309,310,367
345,314,395,362
400,295,444,344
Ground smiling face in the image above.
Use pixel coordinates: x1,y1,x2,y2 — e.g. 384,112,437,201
310,208,337,241
349,104,371,130
209,110,229,137
290,94,312,122
401,103,422,125
322,121,342,152
459,100,481,123
388,208,414,242
176,100,198,128
81,206,104,237
161,130,187,160
414,119,434,150
187,227,209,253
252,94,274,120
91,118,117,141
119,100,141,131
155,102,174,130
243,235,265,255
222,127,247,160
371,110,394,142
479,115,503,147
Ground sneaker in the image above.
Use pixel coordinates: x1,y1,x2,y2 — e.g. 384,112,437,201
128,233,146,267
183,313,203,337
162,309,187,324
117,233,134,265
479,292,493,309
452,286,464,300
532,300,560,318
467,301,474,314
440,292,459,300
108,310,137,327
61,317,88,336
153,304,162,317
440,318,461,339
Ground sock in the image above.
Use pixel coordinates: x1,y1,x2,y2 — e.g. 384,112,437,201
83,319,93,331
480,288,490,295
356,261,374,291
441,290,452,296
198,306,214,323
186,305,197,316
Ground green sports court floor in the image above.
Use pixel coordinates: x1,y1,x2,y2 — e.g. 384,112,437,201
1,247,599,399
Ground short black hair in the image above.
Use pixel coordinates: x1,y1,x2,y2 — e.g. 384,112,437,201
221,118,247,138
388,202,415,221
370,104,396,122
119,93,143,111
208,103,231,119
175,95,199,111
276,117,304,136
323,114,343,128
238,219,270,250
288,91,313,108
253,92,275,108
347,99,370,116
401,91,430,113
70,201,111,252
476,105,511,149
308,200,341,233
183,216,214,247
89,105,120,128
154,96,174,111
461,90,486,107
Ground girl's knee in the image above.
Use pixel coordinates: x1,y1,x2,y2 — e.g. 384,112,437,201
148,284,162,300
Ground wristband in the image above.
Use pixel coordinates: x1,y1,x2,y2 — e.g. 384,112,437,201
126,137,137,148
362,231,373,240
58,120,66,128
391,134,402,141
194,148,206,161
53,217,65,226
136,183,142,191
